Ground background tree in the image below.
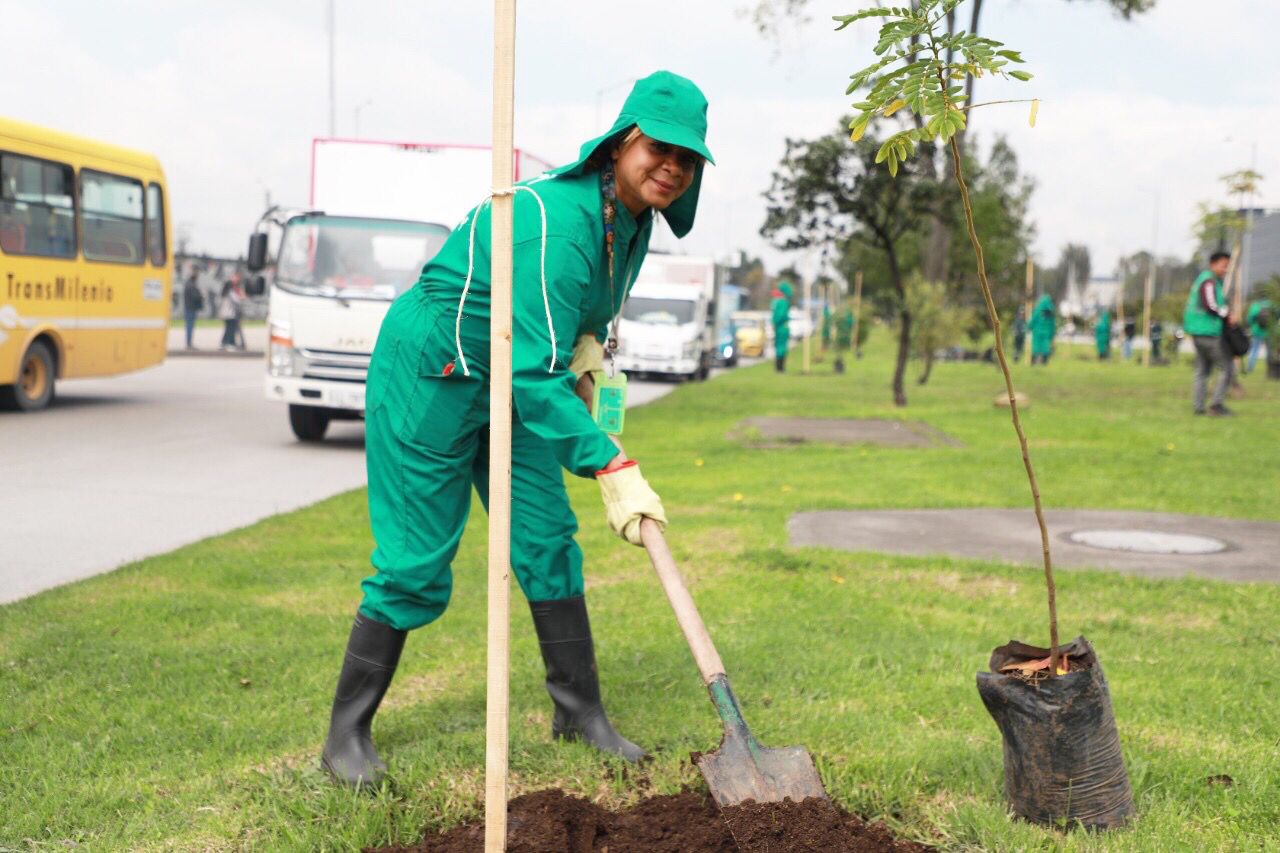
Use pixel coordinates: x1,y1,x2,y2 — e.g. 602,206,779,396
1040,243,1092,303
836,0,1066,670
753,0,1153,289
942,136,1035,332
903,273,977,384
728,253,775,310
762,121,934,405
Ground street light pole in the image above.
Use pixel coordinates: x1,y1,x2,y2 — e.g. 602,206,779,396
327,0,336,137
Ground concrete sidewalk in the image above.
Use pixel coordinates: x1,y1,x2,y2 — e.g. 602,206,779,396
167,323,266,356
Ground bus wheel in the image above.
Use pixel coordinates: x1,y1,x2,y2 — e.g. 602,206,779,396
289,404,330,442
1,340,56,411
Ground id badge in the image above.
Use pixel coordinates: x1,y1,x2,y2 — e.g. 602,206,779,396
591,371,627,435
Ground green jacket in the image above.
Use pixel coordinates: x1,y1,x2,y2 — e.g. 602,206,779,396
409,168,652,478
1247,299,1273,339
835,307,854,348
1029,295,1056,355
1094,311,1111,347
1183,270,1227,338
771,281,793,351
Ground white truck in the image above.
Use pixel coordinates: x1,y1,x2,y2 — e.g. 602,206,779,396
614,254,720,381
246,137,550,441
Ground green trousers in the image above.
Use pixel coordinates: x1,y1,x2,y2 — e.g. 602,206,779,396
359,307,584,631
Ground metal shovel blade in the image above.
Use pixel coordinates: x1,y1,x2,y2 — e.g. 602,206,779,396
695,674,828,807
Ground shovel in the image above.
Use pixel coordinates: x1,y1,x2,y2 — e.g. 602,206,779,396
639,518,828,807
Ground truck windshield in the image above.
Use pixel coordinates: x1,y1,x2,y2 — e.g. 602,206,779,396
622,296,696,326
276,215,449,300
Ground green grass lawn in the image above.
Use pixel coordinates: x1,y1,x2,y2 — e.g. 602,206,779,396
3,335,1278,851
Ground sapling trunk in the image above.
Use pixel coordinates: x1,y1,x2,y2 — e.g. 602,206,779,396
947,137,1060,674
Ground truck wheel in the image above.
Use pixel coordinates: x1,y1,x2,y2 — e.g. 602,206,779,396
289,404,330,442
0,340,56,411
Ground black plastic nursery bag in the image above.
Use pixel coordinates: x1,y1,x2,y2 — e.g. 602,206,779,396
976,635,1135,830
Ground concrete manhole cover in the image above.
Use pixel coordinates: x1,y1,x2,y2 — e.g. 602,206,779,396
1066,529,1228,555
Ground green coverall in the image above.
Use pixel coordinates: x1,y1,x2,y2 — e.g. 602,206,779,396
772,281,793,360
835,307,854,349
359,87,711,631
1030,294,1056,363
1094,310,1112,359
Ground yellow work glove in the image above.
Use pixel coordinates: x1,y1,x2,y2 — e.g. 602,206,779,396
568,334,605,378
595,461,667,546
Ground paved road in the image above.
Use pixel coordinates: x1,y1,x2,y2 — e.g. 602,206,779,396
1,325,692,604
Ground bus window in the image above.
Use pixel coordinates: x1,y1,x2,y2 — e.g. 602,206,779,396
0,152,76,258
145,182,166,266
81,169,144,264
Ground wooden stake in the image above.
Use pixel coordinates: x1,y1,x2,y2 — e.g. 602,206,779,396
852,270,863,359
1023,258,1034,366
485,1,516,849
802,275,812,374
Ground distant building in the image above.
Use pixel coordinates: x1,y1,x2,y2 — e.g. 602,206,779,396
1061,274,1119,320
1240,209,1280,296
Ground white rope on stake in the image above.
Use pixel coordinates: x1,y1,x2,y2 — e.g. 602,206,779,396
485,0,516,850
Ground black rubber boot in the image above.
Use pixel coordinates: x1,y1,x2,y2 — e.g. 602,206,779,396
529,596,647,762
321,612,406,787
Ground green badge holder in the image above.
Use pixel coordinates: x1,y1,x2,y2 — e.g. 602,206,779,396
592,371,627,435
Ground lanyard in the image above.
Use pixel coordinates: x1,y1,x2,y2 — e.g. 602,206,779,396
601,163,646,376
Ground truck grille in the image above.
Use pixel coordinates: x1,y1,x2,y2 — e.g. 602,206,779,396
298,347,372,384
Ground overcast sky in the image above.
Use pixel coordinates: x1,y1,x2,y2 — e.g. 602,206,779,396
8,1,1278,279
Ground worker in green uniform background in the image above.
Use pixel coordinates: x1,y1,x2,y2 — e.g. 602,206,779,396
1029,294,1056,365
834,303,853,350
771,280,793,372
1245,298,1272,374
1012,305,1027,362
1094,308,1112,360
320,71,714,787
1184,251,1236,415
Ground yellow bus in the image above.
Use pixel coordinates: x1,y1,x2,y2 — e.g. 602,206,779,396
1,117,171,411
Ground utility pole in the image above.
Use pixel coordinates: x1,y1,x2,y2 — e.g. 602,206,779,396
852,270,863,360
327,0,336,137
1145,192,1159,367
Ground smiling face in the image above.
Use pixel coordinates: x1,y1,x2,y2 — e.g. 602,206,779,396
611,132,699,217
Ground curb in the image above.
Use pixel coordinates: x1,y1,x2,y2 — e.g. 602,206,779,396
167,349,264,359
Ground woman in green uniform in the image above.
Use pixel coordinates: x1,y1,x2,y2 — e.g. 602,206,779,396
1029,294,1056,365
1094,309,1112,360
321,71,714,786
771,280,793,372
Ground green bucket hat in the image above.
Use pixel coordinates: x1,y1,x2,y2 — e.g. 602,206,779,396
549,70,714,238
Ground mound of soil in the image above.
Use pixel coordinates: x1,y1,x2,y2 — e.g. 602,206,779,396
370,789,929,853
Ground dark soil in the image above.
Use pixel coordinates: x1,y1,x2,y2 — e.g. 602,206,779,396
369,789,930,853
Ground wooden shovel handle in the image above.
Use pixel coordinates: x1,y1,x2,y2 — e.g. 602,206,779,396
640,518,726,685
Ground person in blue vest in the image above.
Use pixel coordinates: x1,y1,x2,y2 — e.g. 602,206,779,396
1182,251,1238,415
